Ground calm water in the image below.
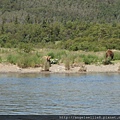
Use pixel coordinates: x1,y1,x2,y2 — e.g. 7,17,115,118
0,73,120,115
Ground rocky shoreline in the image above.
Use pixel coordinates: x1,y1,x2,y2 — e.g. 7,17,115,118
0,63,120,74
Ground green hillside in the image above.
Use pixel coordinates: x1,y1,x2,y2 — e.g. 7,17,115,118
0,0,120,51
0,0,120,23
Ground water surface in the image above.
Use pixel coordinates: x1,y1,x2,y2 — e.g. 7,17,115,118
0,73,120,115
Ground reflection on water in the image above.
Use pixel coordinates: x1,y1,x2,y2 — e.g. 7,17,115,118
0,73,120,115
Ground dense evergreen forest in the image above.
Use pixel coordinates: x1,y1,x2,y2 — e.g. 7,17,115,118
0,0,120,51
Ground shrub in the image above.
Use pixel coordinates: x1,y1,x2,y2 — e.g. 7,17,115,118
7,52,41,68
0,56,2,63
36,51,42,58
113,52,120,60
19,43,33,53
69,45,79,51
17,54,41,68
7,54,19,64
55,50,67,60
17,57,29,68
82,54,99,64
47,52,54,59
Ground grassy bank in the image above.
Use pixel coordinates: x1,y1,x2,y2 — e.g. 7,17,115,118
0,48,120,68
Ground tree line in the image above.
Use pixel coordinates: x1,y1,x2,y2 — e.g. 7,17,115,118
0,21,120,51
0,0,120,24
0,0,120,51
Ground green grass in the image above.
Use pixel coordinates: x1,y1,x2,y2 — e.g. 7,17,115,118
6,53,41,68
114,51,120,60
79,54,103,65
17,54,41,68
0,56,2,63
0,48,120,68
7,54,19,64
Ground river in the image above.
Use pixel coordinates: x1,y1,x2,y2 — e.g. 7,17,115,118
0,73,120,115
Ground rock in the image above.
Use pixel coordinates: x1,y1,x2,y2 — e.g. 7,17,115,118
79,65,87,72
118,66,120,72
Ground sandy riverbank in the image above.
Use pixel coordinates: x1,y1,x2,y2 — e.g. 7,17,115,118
0,63,120,74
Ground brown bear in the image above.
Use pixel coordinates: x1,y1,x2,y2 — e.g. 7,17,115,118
105,49,114,60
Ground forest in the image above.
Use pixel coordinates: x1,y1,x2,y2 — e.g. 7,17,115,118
0,0,120,51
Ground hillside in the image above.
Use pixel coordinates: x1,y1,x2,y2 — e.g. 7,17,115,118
0,0,120,23
0,0,120,51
